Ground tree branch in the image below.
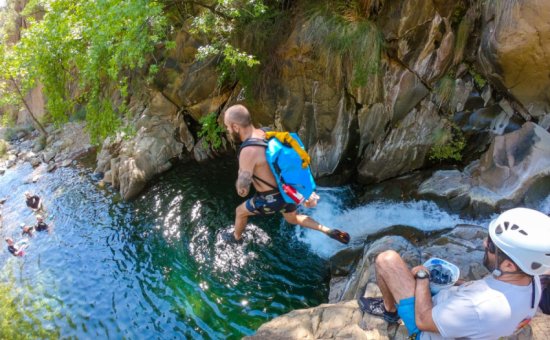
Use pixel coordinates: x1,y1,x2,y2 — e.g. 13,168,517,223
9,76,48,137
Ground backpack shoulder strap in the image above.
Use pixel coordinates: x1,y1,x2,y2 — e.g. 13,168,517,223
238,138,268,159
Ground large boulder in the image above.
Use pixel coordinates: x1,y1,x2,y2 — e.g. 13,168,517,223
478,1,550,118
419,122,550,214
96,93,190,200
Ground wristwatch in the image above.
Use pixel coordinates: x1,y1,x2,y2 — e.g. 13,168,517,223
415,270,430,280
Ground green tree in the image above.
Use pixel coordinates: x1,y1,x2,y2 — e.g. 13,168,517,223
1,0,169,144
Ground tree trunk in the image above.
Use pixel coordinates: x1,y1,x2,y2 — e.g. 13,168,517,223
9,77,48,138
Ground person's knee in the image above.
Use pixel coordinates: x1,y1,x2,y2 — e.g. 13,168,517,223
283,213,298,224
375,250,401,268
236,205,249,218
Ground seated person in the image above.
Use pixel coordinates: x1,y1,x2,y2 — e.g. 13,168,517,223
34,214,49,233
24,191,42,211
5,237,27,257
359,208,549,339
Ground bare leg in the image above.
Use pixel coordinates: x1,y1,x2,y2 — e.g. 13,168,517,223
282,211,330,234
234,202,255,240
374,250,416,312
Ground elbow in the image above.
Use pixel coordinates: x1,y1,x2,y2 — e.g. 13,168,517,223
415,312,432,331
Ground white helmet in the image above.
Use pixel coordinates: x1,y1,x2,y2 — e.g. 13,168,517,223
489,207,550,275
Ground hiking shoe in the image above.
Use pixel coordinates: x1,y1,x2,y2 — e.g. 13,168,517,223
358,297,400,323
327,229,350,244
222,230,243,244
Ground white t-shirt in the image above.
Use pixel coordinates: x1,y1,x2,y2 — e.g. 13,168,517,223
420,275,541,340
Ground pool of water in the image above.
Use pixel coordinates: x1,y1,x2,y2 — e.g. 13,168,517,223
0,159,329,339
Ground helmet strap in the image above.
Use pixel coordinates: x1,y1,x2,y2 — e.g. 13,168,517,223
492,248,502,277
493,247,536,308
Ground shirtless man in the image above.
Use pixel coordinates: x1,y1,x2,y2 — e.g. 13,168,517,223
222,104,350,244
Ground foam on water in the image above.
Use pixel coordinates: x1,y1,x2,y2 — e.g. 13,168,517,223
295,187,490,258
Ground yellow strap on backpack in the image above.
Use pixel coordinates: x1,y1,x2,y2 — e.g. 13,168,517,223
265,131,311,168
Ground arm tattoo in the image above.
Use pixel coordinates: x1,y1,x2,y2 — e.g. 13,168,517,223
236,170,252,196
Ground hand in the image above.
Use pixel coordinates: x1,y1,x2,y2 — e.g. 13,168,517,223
303,193,319,208
237,188,248,197
411,265,429,277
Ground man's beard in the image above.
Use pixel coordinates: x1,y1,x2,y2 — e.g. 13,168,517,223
229,131,241,143
483,249,494,272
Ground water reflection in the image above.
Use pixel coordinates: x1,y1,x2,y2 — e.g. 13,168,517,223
0,160,328,338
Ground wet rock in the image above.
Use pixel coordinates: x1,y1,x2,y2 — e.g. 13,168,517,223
0,168,5,175
60,159,72,167
103,170,112,184
42,150,56,163
32,136,46,152
91,172,104,181
192,139,214,162
29,157,41,167
46,162,56,172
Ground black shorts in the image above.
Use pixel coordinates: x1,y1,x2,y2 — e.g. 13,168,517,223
245,190,298,215
540,286,550,315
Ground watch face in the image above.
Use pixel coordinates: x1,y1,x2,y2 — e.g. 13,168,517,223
416,270,428,279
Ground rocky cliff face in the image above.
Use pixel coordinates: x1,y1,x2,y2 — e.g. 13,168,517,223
81,1,544,209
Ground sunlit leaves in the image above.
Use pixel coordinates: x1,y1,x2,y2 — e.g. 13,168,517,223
189,0,268,84
1,0,168,143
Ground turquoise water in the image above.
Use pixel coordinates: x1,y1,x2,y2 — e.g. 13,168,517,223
3,156,537,338
0,159,328,338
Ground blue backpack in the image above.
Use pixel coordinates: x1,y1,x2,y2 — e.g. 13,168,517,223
239,131,316,204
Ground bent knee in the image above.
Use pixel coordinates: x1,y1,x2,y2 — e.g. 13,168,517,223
375,250,401,267
283,214,298,224
236,205,250,217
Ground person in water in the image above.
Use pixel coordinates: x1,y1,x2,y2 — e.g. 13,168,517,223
359,208,549,339
34,214,50,233
21,223,34,237
5,237,27,257
24,191,43,212
222,104,350,244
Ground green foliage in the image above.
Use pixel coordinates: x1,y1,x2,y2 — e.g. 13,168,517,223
0,281,58,338
0,138,7,157
435,75,455,109
429,124,465,162
1,112,15,127
470,68,487,90
304,8,383,88
1,0,169,144
198,112,224,150
334,0,385,21
121,123,138,141
453,8,475,65
190,0,270,88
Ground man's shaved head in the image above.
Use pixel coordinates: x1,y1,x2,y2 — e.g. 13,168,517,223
224,104,252,127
